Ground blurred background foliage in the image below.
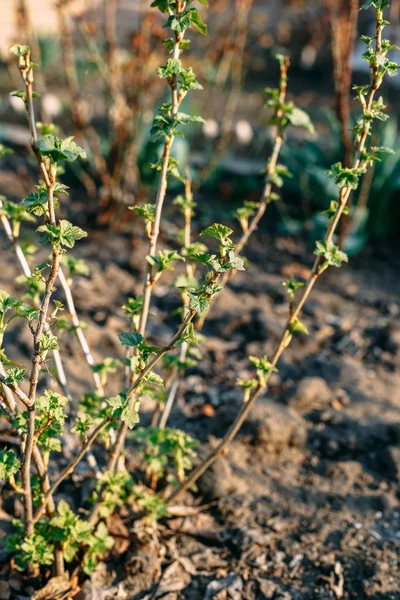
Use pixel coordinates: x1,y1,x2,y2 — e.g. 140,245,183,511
0,0,399,248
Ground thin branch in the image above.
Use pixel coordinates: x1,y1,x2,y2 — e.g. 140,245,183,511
32,416,113,524
107,309,197,476
0,199,73,403
158,174,194,429
15,49,63,575
117,0,189,466
198,0,254,184
230,56,290,258
0,374,32,408
89,267,230,524
57,267,104,395
137,4,186,339
164,57,291,418
0,360,64,573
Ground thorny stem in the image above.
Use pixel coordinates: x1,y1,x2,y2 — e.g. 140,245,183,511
166,14,384,503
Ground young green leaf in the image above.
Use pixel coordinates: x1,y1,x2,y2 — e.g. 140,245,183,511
37,135,87,163
0,449,20,481
118,332,144,348
200,223,233,242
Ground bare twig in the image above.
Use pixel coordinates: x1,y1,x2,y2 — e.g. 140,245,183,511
57,268,103,395
158,175,194,429
326,0,359,242
0,374,32,408
198,0,254,183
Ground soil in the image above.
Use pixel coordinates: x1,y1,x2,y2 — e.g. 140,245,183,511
0,178,400,599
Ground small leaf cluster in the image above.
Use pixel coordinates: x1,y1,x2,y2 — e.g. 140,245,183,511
122,296,143,330
282,277,305,300
7,521,55,572
269,164,292,189
249,355,278,387
327,163,366,190
314,240,349,270
8,503,114,575
37,219,87,250
3,367,26,386
173,194,196,216
91,357,121,388
93,471,133,519
322,200,350,220
265,83,314,134
132,426,199,484
21,183,68,218
132,486,169,521
150,105,205,144
37,136,87,164
147,250,184,280
0,197,35,237
50,500,94,563
130,204,155,237
0,449,20,482
361,0,389,9
62,255,90,282
107,393,140,430
19,391,69,454
152,0,208,35
234,200,258,232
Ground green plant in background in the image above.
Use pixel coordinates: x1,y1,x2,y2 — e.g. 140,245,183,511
0,0,397,593
279,109,400,249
